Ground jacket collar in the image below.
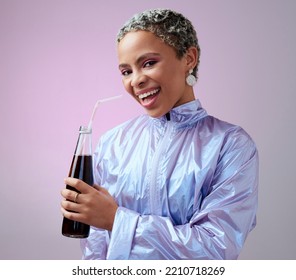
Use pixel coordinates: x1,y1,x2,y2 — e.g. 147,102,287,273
152,99,208,130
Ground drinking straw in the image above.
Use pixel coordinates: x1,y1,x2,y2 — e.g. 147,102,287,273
87,95,122,130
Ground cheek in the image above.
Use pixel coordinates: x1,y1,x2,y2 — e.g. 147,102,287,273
157,63,184,85
122,79,140,103
122,79,132,94
159,70,183,91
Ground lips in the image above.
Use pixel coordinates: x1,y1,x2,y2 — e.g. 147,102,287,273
137,87,160,108
138,88,160,100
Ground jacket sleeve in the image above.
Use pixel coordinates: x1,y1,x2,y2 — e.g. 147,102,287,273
80,227,109,260
106,129,259,259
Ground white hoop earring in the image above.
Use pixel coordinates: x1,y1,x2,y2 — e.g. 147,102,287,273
186,69,197,87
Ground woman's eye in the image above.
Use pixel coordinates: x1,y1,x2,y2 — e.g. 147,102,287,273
121,69,131,76
143,60,157,68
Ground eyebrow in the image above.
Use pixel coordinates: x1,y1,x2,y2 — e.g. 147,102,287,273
118,52,161,69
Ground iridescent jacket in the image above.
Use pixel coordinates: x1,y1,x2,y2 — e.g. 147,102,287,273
81,99,258,259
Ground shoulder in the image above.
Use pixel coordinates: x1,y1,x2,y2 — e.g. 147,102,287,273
204,115,254,140
198,115,257,156
209,116,258,162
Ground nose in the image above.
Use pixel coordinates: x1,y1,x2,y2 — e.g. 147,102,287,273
131,70,147,88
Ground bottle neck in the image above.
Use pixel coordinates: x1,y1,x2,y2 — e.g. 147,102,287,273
75,128,92,156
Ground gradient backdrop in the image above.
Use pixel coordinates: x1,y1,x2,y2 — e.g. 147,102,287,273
0,0,295,259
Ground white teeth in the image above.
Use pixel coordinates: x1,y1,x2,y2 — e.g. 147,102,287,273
139,88,160,99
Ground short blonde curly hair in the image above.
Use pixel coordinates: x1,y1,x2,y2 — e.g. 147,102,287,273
117,8,200,78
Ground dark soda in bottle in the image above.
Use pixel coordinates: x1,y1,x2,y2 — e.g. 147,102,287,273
62,126,93,238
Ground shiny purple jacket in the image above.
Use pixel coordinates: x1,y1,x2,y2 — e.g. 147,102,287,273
81,99,258,259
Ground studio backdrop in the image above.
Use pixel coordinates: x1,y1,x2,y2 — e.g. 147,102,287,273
0,0,295,259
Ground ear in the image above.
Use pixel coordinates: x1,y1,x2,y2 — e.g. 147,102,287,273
185,47,198,71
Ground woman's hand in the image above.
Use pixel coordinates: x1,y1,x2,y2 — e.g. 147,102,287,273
61,177,118,231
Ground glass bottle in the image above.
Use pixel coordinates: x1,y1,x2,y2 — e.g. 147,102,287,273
62,126,94,238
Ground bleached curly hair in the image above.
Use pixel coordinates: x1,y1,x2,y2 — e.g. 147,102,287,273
117,8,200,78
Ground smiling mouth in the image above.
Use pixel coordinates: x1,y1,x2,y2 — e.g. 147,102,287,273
138,88,160,100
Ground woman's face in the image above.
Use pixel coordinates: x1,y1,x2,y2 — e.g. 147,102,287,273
117,31,195,118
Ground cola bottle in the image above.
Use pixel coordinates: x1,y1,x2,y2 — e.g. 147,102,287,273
62,126,93,238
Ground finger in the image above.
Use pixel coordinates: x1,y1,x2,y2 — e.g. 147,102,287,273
61,199,82,213
61,188,80,202
73,192,80,203
64,177,92,193
61,206,84,223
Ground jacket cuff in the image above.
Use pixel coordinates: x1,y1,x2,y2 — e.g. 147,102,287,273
107,207,139,259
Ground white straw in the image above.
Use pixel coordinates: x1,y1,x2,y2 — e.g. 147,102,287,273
88,95,122,130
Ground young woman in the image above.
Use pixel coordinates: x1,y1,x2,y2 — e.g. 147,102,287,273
61,8,258,259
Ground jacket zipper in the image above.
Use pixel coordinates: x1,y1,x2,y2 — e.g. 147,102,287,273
149,115,173,215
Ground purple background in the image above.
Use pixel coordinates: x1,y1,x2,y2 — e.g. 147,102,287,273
0,0,295,259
